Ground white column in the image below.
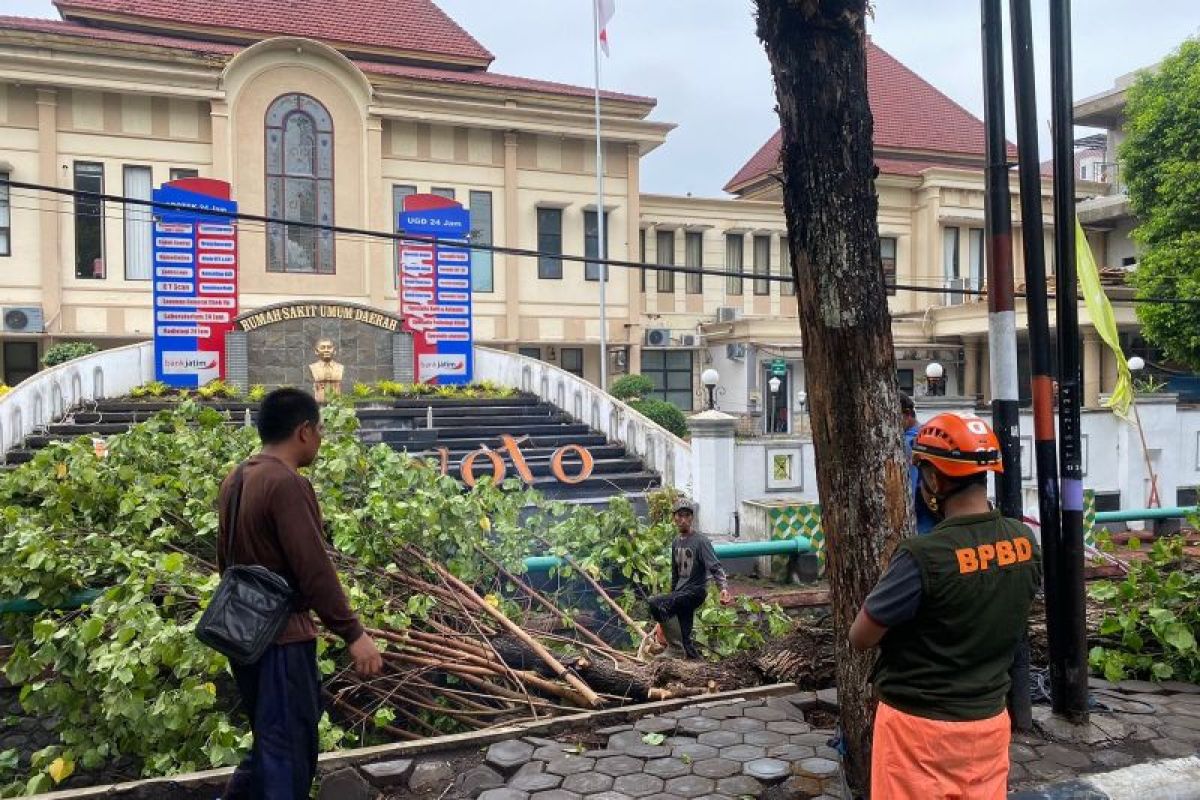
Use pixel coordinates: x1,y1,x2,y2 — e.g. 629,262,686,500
686,410,738,536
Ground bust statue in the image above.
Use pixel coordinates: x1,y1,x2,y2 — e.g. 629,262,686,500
308,339,344,402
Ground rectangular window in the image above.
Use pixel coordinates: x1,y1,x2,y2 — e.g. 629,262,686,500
560,347,584,378
881,236,898,296
942,227,961,279
0,171,10,257
685,231,703,294
123,165,153,280
392,184,417,288
584,209,609,281
968,228,984,290
639,228,647,292
779,236,794,295
518,347,541,360
431,187,456,200
537,207,563,279
3,341,39,386
642,349,694,411
169,168,199,181
726,233,743,296
897,369,915,396
74,162,105,279
656,229,675,293
469,190,494,292
753,234,771,295
942,226,961,304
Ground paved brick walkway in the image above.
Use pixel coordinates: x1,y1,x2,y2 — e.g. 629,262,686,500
472,694,844,800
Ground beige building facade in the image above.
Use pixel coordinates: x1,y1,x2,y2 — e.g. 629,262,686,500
0,0,1140,424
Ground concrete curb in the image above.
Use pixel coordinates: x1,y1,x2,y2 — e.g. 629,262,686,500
1010,756,1200,800
28,682,802,799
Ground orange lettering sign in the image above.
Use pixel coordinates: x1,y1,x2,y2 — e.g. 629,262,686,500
461,449,506,487
977,543,996,571
550,444,595,485
958,536,1035,574
956,548,979,574
1014,536,1033,562
498,434,535,484
996,539,1017,566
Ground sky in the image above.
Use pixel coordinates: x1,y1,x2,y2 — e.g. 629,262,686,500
6,0,1199,197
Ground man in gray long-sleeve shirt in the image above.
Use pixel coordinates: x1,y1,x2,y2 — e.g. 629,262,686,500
647,498,732,659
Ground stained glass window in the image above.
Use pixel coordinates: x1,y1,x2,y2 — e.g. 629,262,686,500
266,94,334,273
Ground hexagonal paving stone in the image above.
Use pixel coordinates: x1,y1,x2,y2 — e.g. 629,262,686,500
691,758,742,779
672,742,719,761
664,775,716,796
533,745,573,761
743,730,788,747
677,716,722,735
635,716,678,734
595,755,645,777
791,732,834,748
478,790,530,800
585,793,643,800
725,717,766,733
1039,744,1091,769
701,705,747,720
612,773,665,798
720,744,768,763
744,758,791,784
528,791,582,800
766,720,810,736
624,744,674,759
662,736,696,747
544,757,596,777
646,755,692,779
717,775,764,798
743,706,789,723
487,740,537,775
607,730,648,751
561,772,614,794
767,743,816,761
795,757,840,779
509,772,562,793
697,730,742,748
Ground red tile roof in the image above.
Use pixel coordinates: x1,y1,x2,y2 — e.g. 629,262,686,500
54,0,493,66
0,15,654,105
725,42,1014,193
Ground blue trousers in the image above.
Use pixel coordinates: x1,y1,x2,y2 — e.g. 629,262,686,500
223,641,321,800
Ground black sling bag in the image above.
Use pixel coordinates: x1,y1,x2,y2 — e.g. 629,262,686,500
195,464,295,665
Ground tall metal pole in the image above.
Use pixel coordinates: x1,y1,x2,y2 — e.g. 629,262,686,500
981,0,1031,730
592,0,609,391
1010,0,1063,726
1049,0,1090,722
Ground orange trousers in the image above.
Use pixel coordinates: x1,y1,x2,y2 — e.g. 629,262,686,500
870,701,1010,800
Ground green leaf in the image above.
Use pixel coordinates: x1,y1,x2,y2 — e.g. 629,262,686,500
641,733,666,746
79,617,104,643
1161,623,1197,653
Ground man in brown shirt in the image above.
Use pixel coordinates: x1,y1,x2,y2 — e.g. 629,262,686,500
219,388,381,800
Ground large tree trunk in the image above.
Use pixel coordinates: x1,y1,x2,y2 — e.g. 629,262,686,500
754,2,914,795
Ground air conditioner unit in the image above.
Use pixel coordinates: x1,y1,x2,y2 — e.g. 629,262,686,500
645,328,670,347
3,306,44,333
726,343,747,361
679,334,697,347
716,307,741,323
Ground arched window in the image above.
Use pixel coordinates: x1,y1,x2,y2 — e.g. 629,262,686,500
265,94,334,273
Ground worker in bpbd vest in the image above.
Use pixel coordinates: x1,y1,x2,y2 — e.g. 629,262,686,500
850,413,1042,799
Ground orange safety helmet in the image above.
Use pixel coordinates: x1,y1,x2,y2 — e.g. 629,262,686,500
911,413,1003,478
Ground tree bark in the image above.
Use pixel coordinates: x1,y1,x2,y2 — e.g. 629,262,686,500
753,2,914,794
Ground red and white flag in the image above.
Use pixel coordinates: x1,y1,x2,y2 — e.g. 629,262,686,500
597,0,615,56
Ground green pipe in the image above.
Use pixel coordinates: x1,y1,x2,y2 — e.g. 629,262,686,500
0,589,102,615
1094,506,1197,524
523,536,814,573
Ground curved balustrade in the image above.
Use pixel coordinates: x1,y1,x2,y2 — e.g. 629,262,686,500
473,346,692,495
0,342,155,460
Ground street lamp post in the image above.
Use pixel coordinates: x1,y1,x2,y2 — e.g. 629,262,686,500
701,368,721,410
925,362,945,396
796,389,808,437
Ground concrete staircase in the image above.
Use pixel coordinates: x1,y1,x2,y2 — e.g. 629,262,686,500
2,395,660,511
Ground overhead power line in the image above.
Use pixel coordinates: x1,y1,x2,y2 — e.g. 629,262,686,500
2,178,1196,307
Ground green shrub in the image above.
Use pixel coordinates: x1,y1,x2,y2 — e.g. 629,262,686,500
129,381,170,399
631,398,688,438
610,374,654,401
1088,534,1200,683
41,342,99,368
197,380,239,400
646,487,681,525
247,385,267,403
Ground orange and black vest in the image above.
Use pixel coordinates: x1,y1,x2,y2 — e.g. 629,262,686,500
873,509,1042,721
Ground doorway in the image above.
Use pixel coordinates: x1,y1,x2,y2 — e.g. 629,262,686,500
763,363,792,434
3,341,39,386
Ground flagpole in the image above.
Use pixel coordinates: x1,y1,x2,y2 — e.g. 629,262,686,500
592,0,608,391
